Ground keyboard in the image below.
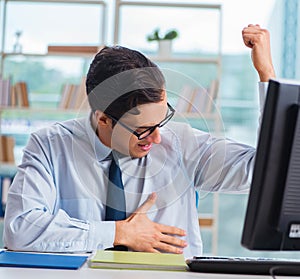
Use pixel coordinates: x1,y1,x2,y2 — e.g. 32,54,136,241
186,256,300,276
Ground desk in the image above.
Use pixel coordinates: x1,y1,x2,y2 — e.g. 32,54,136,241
0,266,297,279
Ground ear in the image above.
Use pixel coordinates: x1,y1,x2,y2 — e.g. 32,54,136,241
94,110,112,128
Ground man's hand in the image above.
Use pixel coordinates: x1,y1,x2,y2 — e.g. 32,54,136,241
242,24,276,82
114,193,187,253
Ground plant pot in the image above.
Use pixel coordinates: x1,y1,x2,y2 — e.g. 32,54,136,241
158,39,172,57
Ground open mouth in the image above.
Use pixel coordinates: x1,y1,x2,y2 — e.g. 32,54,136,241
138,143,152,151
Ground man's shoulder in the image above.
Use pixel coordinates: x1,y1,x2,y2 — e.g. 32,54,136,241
32,117,87,140
163,121,207,138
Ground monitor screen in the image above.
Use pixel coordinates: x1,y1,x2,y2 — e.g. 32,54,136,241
241,78,300,250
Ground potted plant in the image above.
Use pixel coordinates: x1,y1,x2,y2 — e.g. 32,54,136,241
146,28,179,57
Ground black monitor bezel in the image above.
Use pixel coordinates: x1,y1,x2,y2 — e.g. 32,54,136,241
241,78,300,250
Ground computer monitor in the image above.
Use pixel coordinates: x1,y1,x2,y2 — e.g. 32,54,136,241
241,78,300,250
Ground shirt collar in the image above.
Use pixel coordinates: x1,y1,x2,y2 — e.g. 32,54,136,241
85,112,111,162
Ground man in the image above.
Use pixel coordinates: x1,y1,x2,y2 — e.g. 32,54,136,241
3,24,275,258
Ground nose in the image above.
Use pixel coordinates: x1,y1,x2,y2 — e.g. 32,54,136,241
147,127,161,144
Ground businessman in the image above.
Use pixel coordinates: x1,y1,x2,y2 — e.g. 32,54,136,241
3,24,275,258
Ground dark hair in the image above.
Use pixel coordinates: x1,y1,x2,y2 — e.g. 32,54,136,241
86,46,165,120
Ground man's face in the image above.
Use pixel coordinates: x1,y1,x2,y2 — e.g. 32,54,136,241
110,92,169,158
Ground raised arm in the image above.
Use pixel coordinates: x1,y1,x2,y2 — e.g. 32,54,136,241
242,24,276,82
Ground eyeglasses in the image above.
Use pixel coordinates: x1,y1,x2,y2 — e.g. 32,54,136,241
106,103,175,140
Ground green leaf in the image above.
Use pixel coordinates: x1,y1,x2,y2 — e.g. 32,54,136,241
163,30,178,40
146,28,178,42
147,28,161,41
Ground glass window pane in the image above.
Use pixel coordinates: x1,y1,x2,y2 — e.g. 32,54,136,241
118,5,221,56
4,2,104,53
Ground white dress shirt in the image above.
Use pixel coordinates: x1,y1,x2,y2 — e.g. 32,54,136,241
3,83,268,258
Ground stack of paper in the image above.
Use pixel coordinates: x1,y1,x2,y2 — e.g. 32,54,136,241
89,250,187,271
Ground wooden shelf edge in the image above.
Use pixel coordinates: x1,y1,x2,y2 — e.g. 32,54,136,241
199,217,214,227
0,106,90,113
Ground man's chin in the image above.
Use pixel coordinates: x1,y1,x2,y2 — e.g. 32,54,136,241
114,144,152,159
129,149,151,159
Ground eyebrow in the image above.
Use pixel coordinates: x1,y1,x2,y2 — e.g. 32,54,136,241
135,124,156,129
131,105,169,129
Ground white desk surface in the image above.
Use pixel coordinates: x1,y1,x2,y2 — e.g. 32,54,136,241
0,265,298,279
0,250,298,279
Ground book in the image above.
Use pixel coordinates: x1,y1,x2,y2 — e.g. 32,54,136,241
72,76,90,110
0,250,88,270
12,81,29,107
58,83,75,109
190,79,219,114
89,250,187,271
0,136,4,162
205,79,219,113
175,85,195,113
20,81,30,107
0,78,12,106
0,135,15,163
0,177,4,217
58,77,90,110
190,87,207,113
4,136,15,164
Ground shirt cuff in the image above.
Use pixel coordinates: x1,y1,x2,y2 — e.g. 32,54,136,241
87,221,116,251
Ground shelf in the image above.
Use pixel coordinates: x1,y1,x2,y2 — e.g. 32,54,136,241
149,56,221,65
1,52,96,58
220,100,259,109
174,112,219,119
0,163,17,177
116,1,221,9
199,214,214,228
0,107,90,121
0,106,89,113
5,0,106,5
1,53,221,63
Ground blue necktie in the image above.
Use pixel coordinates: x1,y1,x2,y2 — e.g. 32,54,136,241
105,153,128,251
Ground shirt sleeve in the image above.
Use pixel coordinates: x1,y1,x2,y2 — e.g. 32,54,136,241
3,132,115,252
258,81,268,111
258,81,269,127
192,82,269,193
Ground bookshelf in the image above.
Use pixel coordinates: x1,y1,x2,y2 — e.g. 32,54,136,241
0,0,106,136
0,0,221,254
0,0,107,222
0,0,107,108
